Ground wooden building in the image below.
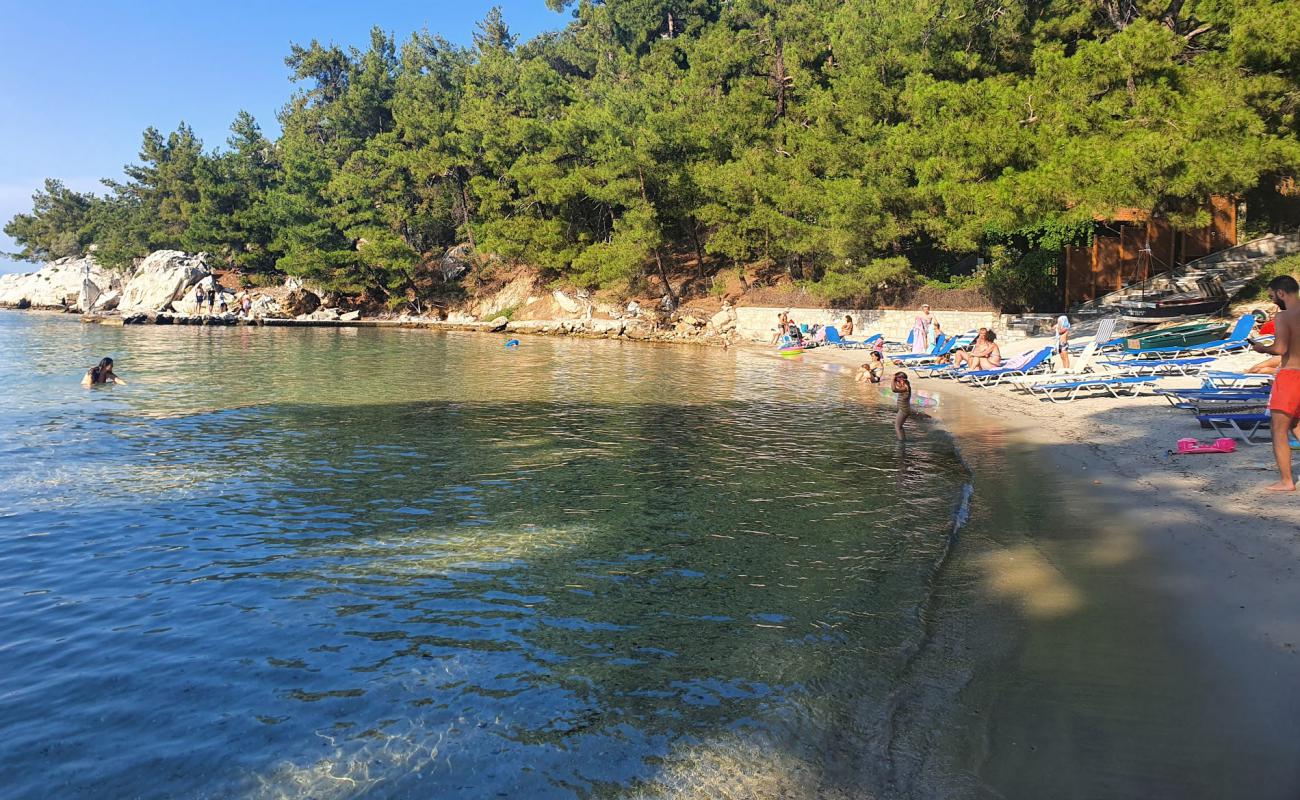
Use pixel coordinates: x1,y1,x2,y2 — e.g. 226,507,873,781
1062,196,1237,306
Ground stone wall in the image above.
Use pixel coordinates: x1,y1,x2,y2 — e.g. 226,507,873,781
734,306,1009,342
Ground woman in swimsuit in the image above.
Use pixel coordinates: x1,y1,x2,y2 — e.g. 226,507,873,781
82,357,126,387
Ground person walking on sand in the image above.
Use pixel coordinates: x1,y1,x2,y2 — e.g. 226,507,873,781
911,305,933,353
1251,275,1300,491
1054,315,1072,371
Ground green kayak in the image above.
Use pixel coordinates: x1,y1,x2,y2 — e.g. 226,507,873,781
1123,320,1228,352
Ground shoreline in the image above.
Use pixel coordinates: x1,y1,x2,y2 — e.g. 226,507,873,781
794,341,1300,795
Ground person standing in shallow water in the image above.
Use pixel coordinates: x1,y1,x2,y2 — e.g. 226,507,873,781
82,357,126,387
1251,274,1300,491
892,371,912,440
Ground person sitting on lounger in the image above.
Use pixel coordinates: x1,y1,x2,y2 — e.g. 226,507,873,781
972,331,1002,370
842,315,855,338
950,330,990,369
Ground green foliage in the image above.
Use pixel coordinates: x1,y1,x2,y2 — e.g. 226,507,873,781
3,179,96,261
805,257,916,304
6,0,1300,310
980,245,1062,312
1233,253,1300,303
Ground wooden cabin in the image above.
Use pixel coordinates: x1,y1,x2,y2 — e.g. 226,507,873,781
1062,196,1237,306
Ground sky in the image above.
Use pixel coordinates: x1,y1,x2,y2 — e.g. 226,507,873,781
0,0,570,274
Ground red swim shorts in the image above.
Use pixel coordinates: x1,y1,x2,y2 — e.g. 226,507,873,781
1269,370,1300,417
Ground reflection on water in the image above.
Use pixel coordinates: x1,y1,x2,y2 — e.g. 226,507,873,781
0,315,969,799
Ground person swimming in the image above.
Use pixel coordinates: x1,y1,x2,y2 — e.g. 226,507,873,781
82,357,126,387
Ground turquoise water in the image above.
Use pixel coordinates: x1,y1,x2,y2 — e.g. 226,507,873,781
0,314,971,799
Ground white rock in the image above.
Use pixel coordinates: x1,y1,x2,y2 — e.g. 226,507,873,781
553,290,583,314
0,255,122,311
709,306,737,333
339,310,361,321
118,251,209,313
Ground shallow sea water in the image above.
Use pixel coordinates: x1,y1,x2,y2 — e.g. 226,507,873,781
0,314,972,799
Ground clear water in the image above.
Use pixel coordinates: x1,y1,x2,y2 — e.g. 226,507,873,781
0,314,970,799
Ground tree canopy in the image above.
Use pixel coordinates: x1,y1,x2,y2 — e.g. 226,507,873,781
7,1,1300,306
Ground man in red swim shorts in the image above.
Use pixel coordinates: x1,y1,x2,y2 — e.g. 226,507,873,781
1252,274,1300,491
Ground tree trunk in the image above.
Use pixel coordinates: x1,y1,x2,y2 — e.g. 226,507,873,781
638,166,677,309
456,168,476,248
690,223,706,278
771,33,788,123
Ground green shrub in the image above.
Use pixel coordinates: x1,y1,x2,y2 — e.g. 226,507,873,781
980,246,1060,312
805,257,916,304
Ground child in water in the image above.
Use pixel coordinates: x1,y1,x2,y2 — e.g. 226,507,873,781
891,371,930,440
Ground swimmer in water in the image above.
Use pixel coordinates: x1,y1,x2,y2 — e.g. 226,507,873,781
82,357,126,387
893,371,911,440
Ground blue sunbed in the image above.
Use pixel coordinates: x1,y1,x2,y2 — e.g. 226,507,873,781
1100,356,1215,376
1198,412,1271,443
1201,371,1274,389
1037,375,1160,402
961,347,1055,387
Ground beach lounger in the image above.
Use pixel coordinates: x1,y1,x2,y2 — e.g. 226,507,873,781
1100,356,1215,376
1200,371,1274,389
824,327,880,350
1009,341,1102,391
961,347,1055,387
891,333,956,364
1198,412,1271,444
1123,316,1256,360
1155,387,1271,407
1066,318,1119,355
1038,375,1160,403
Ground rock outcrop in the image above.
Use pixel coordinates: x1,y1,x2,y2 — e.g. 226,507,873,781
708,304,737,334
284,288,321,317
118,251,209,313
0,255,122,311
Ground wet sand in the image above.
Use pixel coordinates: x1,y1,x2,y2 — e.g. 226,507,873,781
792,342,1300,798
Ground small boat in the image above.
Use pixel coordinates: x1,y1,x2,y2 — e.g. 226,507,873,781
1119,296,1227,323
1123,320,1228,352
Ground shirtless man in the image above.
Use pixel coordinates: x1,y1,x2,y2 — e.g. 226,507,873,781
1251,275,1300,491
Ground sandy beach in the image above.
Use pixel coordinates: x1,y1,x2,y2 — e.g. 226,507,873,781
787,335,1300,796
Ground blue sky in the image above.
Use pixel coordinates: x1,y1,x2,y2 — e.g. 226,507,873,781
0,0,569,273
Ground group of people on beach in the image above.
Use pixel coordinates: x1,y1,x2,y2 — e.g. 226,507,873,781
194,282,254,317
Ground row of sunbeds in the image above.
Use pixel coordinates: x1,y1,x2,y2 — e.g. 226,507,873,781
842,314,1276,443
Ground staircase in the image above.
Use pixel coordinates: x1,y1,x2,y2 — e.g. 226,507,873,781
1069,232,1300,320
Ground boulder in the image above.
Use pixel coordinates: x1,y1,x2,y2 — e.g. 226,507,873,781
339,310,361,321
553,290,583,314
708,305,737,333
439,243,475,282
623,320,654,340
118,251,208,313
284,288,321,317
0,255,122,311
96,289,121,311
249,296,286,319
487,316,509,332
